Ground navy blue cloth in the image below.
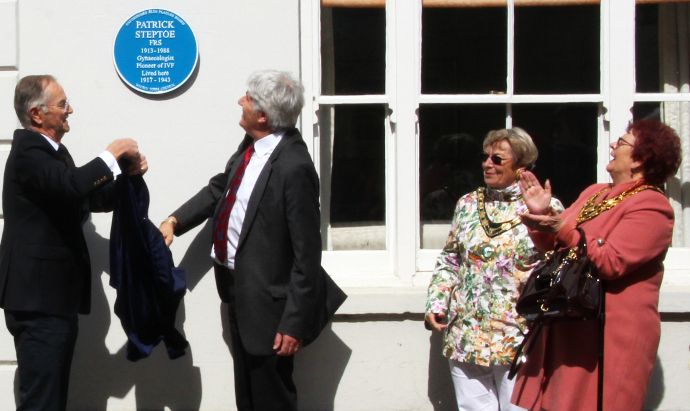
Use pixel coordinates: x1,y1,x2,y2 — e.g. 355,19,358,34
109,174,188,361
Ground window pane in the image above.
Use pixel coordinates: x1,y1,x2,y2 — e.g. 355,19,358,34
636,3,689,94
632,101,662,121
512,103,599,207
320,105,386,250
635,4,660,93
514,5,600,94
422,7,507,94
418,104,506,249
321,7,385,95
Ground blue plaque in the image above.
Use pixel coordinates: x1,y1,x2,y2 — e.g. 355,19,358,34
113,9,198,94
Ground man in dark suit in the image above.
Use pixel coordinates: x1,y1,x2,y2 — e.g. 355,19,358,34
159,70,345,410
1,75,147,411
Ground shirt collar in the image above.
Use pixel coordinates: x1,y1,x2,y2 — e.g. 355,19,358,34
485,181,522,202
40,133,59,151
253,130,285,158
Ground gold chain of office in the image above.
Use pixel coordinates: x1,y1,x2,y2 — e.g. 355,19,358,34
476,187,523,238
575,184,663,226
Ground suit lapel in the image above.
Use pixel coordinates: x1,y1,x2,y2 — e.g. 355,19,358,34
236,129,296,251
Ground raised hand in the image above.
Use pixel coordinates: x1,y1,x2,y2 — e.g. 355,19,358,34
519,170,552,215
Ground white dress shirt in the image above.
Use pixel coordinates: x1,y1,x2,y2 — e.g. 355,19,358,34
40,133,122,177
212,131,285,269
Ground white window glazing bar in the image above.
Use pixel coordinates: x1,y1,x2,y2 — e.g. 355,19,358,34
634,93,690,101
392,0,420,283
385,0,396,254
506,0,515,128
598,0,611,183
317,95,391,104
418,94,604,103
507,0,515,98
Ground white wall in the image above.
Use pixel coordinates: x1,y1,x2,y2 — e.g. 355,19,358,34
0,1,689,410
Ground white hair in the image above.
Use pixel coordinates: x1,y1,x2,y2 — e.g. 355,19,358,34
247,70,305,131
15,75,54,128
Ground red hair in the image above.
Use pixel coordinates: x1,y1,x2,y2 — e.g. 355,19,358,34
629,119,682,186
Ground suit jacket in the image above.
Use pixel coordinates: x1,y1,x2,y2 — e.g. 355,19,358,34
110,174,189,361
0,129,116,316
172,128,346,355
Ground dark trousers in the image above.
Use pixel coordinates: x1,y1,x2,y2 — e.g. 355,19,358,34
5,310,78,411
224,268,297,411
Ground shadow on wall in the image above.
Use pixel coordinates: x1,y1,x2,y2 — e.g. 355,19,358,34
218,306,354,411
293,324,352,411
59,220,203,411
644,356,665,410
11,219,352,410
427,331,458,411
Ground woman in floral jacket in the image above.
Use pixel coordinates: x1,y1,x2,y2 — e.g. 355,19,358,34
425,128,563,411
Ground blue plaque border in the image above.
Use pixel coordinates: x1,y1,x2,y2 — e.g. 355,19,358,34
113,9,199,95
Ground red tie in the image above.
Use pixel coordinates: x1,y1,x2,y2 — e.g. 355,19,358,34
213,145,255,263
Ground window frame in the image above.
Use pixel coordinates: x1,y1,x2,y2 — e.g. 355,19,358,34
302,0,690,287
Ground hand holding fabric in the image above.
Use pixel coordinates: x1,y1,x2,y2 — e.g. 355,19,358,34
126,154,148,176
159,216,176,246
107,138,140,161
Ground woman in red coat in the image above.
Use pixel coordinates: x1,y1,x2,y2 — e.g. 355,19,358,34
511,119,682,411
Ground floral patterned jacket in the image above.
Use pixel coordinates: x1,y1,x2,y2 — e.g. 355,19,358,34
426,182,564,366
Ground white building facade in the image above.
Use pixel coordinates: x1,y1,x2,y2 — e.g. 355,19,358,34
0,0,689,409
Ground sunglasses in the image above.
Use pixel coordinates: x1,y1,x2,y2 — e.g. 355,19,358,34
480,153,513,166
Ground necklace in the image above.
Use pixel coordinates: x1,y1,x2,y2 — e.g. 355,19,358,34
476,187,522,238
576,183,663,226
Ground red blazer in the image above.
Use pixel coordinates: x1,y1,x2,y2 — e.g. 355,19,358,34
512,180,674,411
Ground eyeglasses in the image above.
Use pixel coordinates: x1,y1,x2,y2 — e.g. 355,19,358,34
615,137,634,149
41,99,70,111
480,153,513,166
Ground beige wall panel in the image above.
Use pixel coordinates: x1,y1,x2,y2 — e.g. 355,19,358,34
0,72,18,139
0,0,17,68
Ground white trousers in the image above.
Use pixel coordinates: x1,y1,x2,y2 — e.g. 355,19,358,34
448,360,526,411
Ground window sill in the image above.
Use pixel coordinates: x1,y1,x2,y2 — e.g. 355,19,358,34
334,285,690,317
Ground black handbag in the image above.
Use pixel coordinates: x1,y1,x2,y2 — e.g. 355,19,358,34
515,227,602,323
509,228,606,411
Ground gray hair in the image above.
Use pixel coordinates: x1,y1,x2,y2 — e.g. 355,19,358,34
247,70,305,131
483,127,538,169
15,75,55,128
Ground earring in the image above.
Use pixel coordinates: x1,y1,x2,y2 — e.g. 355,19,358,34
516,169,523,180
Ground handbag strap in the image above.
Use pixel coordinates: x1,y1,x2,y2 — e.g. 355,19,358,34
509,228,591,381
575,226,588,258
539,227,592,308
508,322,543,380
597,286,606,411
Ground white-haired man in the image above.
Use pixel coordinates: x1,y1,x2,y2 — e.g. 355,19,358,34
160,70,345,410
